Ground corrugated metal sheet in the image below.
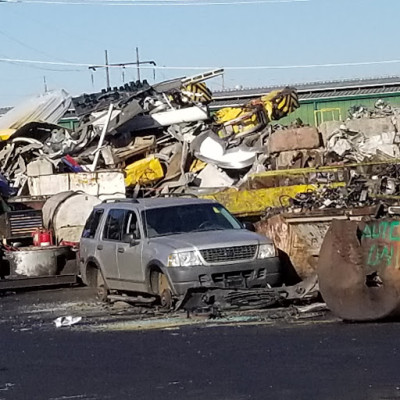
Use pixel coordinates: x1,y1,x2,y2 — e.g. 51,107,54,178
0,90,72,131
212,76,400,99
210,77,400,111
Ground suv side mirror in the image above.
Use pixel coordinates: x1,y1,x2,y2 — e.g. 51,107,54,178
122,233,139,245
242,222,256,232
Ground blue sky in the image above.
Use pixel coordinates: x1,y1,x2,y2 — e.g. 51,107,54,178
0,0,399,107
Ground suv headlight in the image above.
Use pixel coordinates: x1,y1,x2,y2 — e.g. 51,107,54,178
257,243,276,259
167,251,202,267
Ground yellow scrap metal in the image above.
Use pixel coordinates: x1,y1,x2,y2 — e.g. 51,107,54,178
183,82,213,104
256,88,299,121
124,156,164,187
0,129,15,141
189,159,207,173
214,107,262,136
214,87,299,137
202,183,345,217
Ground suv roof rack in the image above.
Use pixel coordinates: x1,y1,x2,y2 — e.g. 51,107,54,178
102,198,139,203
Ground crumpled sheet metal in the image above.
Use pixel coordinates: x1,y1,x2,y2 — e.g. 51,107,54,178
191,131,257,169
124,156,164,186
318,218,400,321
0,90,71,131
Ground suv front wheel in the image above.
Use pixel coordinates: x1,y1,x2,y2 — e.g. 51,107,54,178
150,270,174,309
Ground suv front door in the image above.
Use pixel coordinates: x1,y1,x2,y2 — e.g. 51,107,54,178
116,210,145,291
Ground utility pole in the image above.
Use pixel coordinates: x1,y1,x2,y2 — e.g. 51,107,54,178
43,76,48,93
105,50,110,89
88,54,156,89
136,47,140,82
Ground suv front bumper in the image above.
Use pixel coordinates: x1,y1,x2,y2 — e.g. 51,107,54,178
165,257,282,296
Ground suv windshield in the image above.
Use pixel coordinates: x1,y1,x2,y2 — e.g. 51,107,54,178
143,203,242,238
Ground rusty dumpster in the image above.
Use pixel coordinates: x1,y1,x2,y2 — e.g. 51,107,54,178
255,207,378,281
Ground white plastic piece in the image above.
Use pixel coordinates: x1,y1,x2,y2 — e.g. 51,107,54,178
54,316,82,328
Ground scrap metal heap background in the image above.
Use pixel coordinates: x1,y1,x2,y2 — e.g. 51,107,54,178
1,69,400,212
0,70,301,198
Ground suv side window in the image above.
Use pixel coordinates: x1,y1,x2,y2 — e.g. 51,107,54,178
103,209,126,241
123,211,141,239
82,209,104,239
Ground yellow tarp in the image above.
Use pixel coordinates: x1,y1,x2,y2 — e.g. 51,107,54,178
125,157,164,187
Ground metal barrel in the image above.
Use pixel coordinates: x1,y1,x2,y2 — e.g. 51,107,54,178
318,218,400,321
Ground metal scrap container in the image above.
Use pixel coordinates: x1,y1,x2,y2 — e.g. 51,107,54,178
255,208,377,280
4,246,70,277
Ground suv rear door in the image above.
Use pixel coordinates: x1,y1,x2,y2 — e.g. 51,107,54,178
97,208,125,283
80,208,104,268
116,210,145,291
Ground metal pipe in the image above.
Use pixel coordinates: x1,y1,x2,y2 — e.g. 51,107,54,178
91,103,114,171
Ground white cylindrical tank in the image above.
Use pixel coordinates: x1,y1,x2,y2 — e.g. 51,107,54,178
42,191,102,244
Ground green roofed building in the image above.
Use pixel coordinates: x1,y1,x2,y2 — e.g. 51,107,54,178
210,76,400,126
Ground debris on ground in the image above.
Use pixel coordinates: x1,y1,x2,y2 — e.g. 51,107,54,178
54,315,82,327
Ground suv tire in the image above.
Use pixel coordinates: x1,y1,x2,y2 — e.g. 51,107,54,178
96,269,109,303
150,270,174,310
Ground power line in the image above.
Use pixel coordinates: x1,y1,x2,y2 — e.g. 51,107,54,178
0,0,309,6
2,56,400,71
0,29,73,64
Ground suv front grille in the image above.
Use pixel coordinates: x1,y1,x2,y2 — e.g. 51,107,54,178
200,245,257,264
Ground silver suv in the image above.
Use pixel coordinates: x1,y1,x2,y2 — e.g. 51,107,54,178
79,197,282,306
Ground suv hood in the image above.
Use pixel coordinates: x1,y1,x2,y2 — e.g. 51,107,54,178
149,229,269,251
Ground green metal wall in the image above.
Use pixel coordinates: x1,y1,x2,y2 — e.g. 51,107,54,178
278,92,400,126
58,118,80,130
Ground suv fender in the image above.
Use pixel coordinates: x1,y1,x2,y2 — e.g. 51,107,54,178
146,261,176,296
82,257,103,287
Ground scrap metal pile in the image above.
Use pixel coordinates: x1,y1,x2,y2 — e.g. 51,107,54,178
1,72,400,218
0,70,300,199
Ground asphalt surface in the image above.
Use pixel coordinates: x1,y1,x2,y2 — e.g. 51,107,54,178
1,287,400,400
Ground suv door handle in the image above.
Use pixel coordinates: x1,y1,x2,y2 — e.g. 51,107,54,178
118,248,125,253
97,245,103,250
